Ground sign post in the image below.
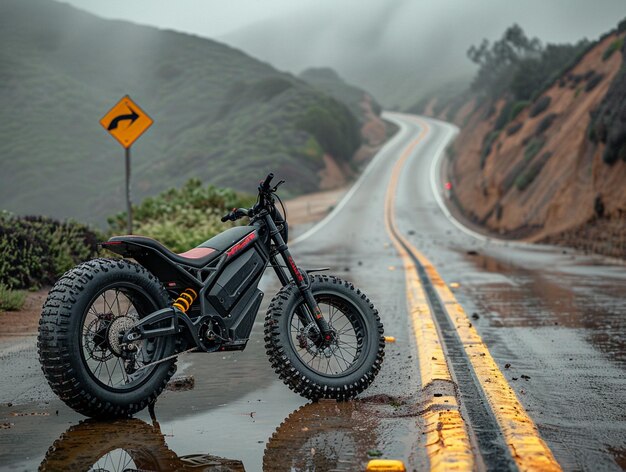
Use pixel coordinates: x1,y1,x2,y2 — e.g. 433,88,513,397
125,147,132,234
100,95,153,234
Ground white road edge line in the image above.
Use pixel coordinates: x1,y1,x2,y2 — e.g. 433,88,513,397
290,116,411,246
406,113,526,248
291,111,525,248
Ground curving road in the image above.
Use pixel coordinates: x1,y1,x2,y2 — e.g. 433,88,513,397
293,112,626,471
1,113,625,471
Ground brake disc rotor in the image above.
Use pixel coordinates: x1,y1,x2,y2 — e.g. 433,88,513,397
107,316,137,356
298,324,339,358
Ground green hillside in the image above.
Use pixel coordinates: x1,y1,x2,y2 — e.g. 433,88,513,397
299,67,382,122
0,0,361,225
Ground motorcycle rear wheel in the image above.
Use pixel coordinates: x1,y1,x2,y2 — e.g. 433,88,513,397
264,275,385,401
38,258,177,418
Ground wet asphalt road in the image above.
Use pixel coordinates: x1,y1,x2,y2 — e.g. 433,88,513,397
1,113,625,471
391,115,626,471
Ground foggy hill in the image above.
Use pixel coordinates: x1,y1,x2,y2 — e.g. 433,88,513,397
221,0,626,109
299,68,381,123
0,0,374,225
423,21,626,258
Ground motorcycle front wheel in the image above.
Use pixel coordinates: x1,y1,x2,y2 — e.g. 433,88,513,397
264,275,385,401
38,258,177,418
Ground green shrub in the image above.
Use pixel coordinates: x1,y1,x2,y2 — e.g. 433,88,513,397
506,122,523,136
0,212,102,289
587,48,626,165
494,101,514,130
248,77,294,101
569,73,584,85
574,85,583,98
502,159,529,192
529,96,551,117
296,104,360,163
524,137,546,161
602,37,624,61
535,113,558,135
515,151,552,191
468,24,588,101
480,131,500,168
514,166,540,191
108,179,255,253
0,284,26,311
585,73,605,92
510,101,529,120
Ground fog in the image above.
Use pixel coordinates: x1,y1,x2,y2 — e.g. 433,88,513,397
61,0,625,106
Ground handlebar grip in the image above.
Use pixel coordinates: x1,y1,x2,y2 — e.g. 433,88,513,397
262,173,274,190
221,208,249,222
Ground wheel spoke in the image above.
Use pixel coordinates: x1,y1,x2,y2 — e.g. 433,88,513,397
114,290,122,316
287,298,365,377
333,350,350,371
80,284,166,391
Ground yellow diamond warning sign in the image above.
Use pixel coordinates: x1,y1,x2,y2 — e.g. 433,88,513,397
100,95,153,149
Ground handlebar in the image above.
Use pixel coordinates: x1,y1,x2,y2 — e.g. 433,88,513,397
221,173,283,223
261,173,274,191
220,207,249,222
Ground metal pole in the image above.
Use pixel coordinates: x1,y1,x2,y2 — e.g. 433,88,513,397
125,146,132,234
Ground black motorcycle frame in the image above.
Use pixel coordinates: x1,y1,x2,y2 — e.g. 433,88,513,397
101,173,332,356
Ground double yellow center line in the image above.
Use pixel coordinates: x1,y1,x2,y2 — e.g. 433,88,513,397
383,118,561,471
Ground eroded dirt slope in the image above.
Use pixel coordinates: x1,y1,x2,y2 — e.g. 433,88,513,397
426,31,626,258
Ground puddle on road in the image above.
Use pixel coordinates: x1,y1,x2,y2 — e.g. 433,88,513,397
39,418,247,472
5,387,388,472
0,317,404,471
0,241,421,471
462,251,626,367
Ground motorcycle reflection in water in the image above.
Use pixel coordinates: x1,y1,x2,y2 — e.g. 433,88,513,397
39,418,245,472
40,401,377,471
263,401,377,472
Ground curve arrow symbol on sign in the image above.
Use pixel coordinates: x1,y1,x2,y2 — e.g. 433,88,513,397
107,106,139,131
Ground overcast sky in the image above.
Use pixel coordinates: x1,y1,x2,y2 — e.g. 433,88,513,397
59,0,626,105
60,0,625,43
59,0,305,37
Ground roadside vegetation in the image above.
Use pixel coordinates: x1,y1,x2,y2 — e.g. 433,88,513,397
588,20,626,165
427,23,626,194
0,179,254,297
0,283,26,311
410,24,589,131
108,179,254,253
467,25,589,103
0,212,102,290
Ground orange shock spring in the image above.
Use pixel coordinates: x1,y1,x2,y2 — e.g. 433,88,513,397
172,288,197,314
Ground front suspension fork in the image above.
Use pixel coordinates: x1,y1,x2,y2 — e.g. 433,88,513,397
298,271,333,339
266,216,333,339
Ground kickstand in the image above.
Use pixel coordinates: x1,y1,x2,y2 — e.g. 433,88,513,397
148,400,158,425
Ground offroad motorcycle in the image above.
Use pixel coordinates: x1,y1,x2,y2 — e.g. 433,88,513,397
38,173,384,418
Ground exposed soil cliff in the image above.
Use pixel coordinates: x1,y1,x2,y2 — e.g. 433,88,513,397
426,29,626,259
